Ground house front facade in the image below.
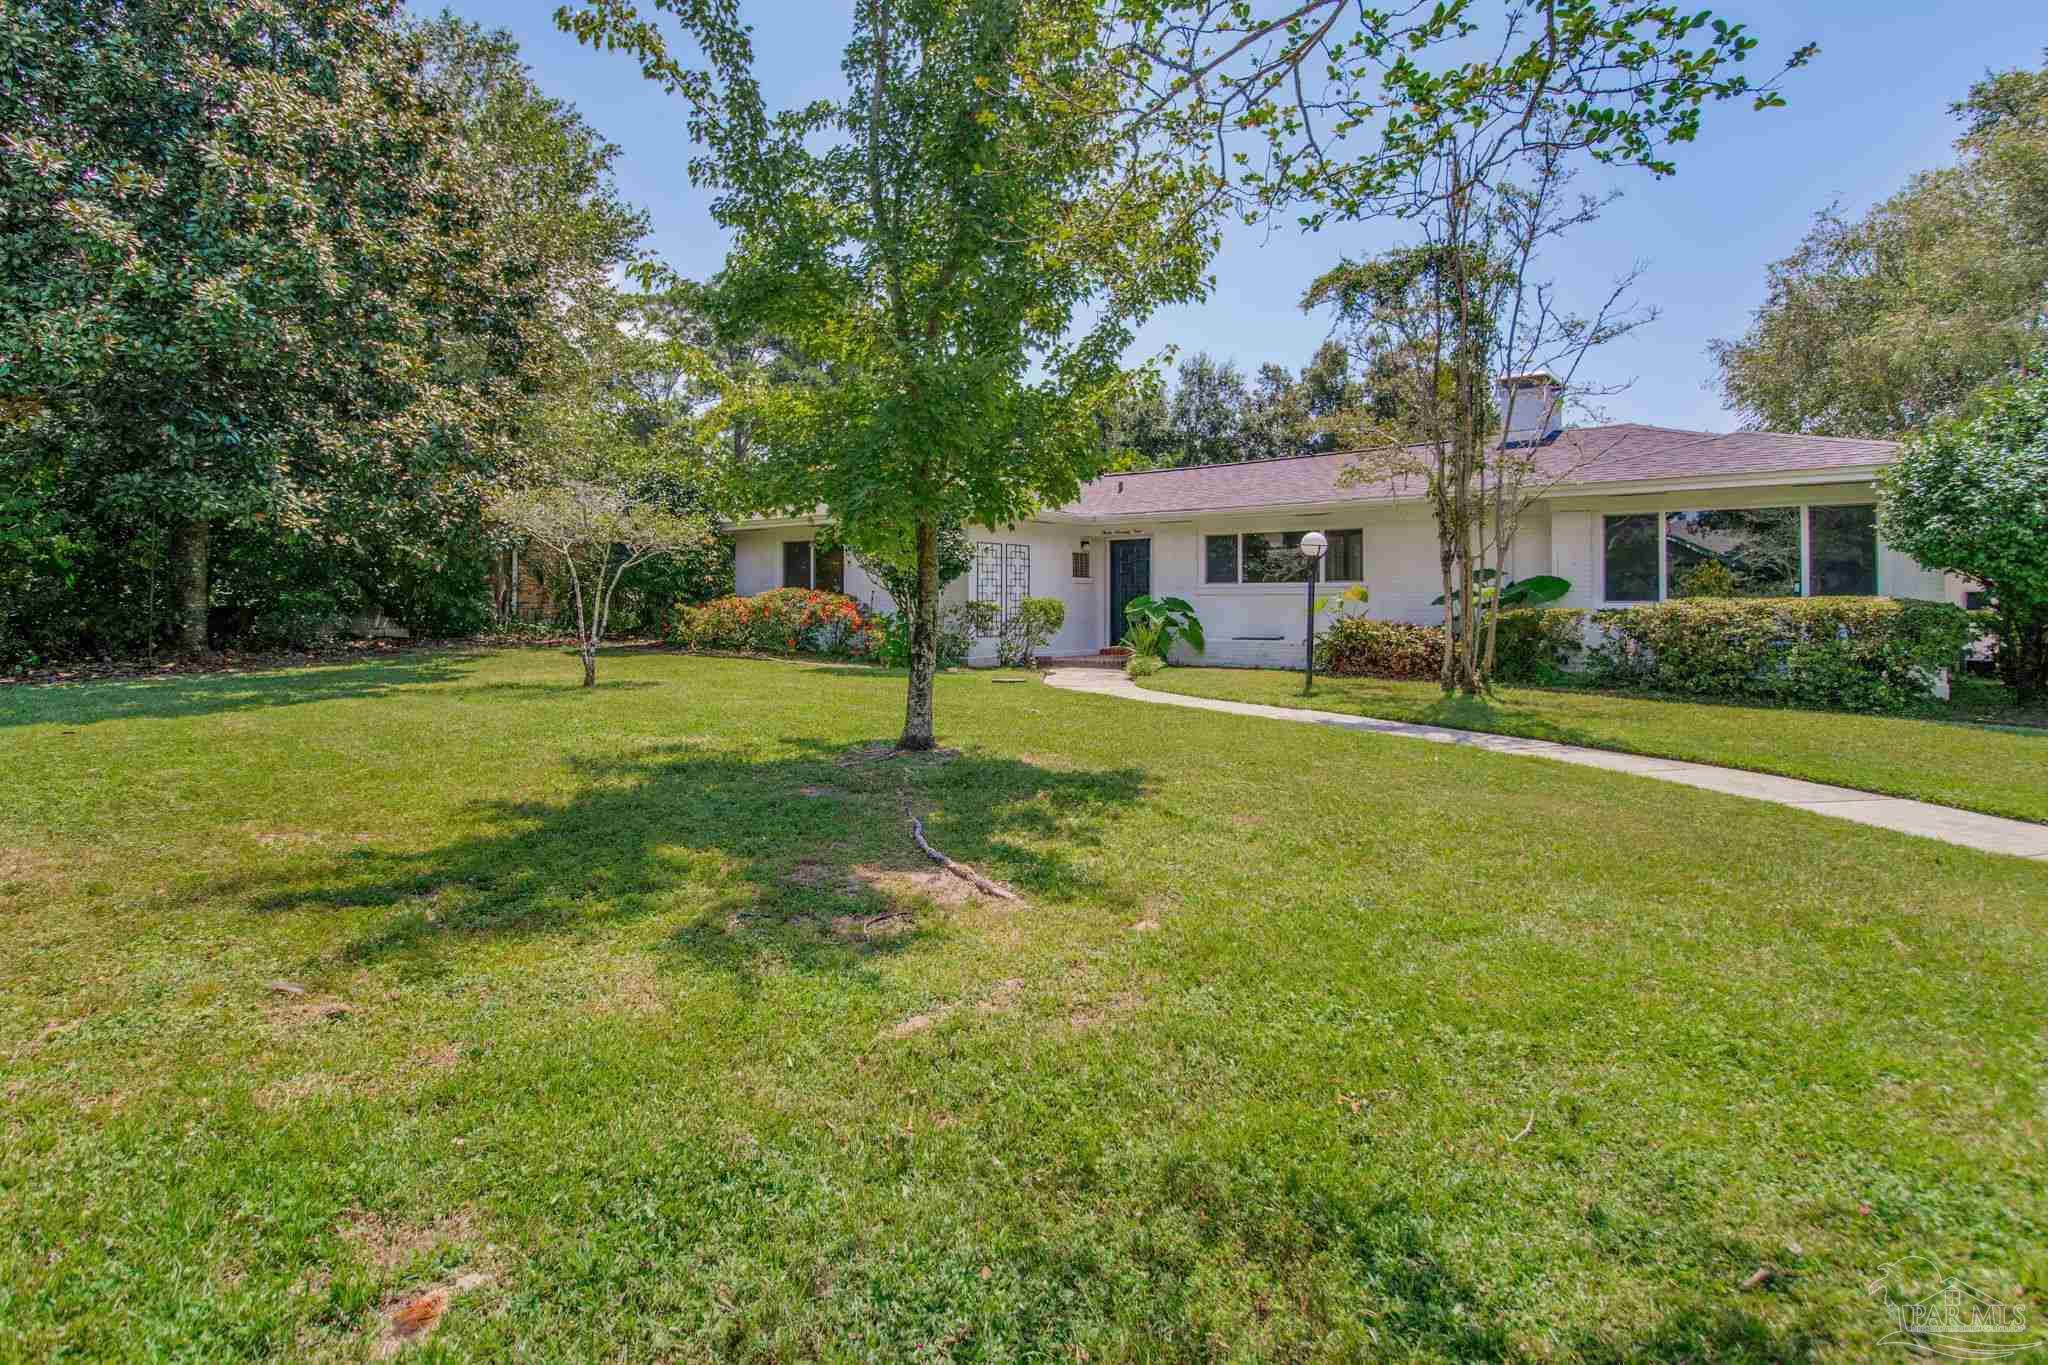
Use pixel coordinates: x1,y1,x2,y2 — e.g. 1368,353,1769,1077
729,376,1960,667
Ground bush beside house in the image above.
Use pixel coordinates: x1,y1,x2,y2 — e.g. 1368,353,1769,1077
1590,597,1973,711
672,589,877,658
1315,609,1587,685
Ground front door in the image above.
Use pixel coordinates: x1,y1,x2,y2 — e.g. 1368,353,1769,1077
1108,539,1151,647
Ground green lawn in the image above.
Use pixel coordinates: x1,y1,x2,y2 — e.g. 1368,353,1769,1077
1137,668,2048,825
3,649,2044,1360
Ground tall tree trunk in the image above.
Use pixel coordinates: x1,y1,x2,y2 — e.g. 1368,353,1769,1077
900,517,938,750
169,517,210,654
581,645,598,688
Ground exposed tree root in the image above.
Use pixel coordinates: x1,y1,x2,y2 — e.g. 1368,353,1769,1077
909,814,1022,903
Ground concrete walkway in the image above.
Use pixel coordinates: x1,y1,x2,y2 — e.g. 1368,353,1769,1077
1042,668,2048,861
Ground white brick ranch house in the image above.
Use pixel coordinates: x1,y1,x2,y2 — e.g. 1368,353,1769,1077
728,376,1964,667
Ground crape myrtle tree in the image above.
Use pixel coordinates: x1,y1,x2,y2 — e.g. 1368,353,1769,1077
1879,366,2048,706
0,2,645,656
558,0,1216,749
1302,153,1654,693
489,287,722,685
1113,0,1814,693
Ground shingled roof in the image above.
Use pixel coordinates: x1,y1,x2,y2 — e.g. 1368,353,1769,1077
1059,424,1897,519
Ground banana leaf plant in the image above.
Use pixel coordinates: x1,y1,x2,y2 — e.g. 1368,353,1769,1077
1120,594,1205,659
1431,572,1571,612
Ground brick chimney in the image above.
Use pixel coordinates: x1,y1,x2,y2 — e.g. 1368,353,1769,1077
1495,372,1564,447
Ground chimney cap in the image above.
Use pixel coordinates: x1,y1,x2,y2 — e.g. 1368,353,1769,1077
1498,370,1562,390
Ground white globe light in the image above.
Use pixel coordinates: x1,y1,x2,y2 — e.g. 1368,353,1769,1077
1299,530,1328,560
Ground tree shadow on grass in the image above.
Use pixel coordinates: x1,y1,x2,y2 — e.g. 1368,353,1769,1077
0,656,480,729
234,736,1147,992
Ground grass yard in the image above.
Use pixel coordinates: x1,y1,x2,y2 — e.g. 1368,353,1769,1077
3,648,2045,1360
1138,668,2048,825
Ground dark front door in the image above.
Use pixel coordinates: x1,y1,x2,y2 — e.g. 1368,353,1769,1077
1108,539,1151,646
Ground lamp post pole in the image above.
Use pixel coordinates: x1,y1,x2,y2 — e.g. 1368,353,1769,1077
1299,532,1327,695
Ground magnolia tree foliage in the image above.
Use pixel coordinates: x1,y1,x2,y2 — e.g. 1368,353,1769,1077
489,481,712,686
0,1,643,657
559,0,1217,749
1879,369,2048,704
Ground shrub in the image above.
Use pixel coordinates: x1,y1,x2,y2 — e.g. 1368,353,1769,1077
1124,653,1163,678
671,589,876,658
999,597,1066,666
1589,596,1974,711
871,605,976,670
1316,617,1446,680
1490,608,1587,684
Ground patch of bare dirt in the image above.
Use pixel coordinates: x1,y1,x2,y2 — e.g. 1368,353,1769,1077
1130,918,1160,933
886,1011,943,1039
788,860,861,895
254,1072,349,1111
978,978,1025,1014
796,785,838,798
372,1271,493,1359
245,827,324,850
587,965,665,1016
411,1043,462,1073
828,910,916,942
1068,990,1145,1033
852,863,979,907
262,990,356,1030
339,1208,481,1273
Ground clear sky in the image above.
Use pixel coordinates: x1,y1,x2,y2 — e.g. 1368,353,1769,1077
422,1,2046,432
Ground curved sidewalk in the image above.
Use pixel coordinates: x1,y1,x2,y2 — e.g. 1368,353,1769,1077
1041,668,2048,861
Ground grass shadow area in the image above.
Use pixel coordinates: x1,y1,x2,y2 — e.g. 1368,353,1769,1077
0,655,480,729
229,735,1146,991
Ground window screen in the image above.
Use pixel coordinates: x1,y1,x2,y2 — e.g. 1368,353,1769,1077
1603,514,1659,602
1808,505,1877,597
781,540,812,589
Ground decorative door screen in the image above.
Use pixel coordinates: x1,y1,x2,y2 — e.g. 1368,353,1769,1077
971,542,1031,633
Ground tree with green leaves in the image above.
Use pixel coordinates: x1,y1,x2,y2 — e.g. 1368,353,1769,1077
1879,366,2048,705
1127,0,1808,693
559,0,1215,748
1712,58,2048,437
0,2,646,657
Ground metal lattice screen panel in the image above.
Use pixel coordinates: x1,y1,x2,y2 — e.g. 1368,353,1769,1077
971,542,1030,632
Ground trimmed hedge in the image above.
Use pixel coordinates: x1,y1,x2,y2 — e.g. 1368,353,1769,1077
1315,609,1584,683
1316,617,1445,680
1590,596,1974,712
670,589,877,657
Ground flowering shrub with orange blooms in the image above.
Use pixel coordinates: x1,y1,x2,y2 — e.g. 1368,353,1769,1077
671,589,878,658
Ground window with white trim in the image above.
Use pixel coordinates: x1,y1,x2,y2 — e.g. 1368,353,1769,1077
1203,529,1364,584
1601,503,1879,602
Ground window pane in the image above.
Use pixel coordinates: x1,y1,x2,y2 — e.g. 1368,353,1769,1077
1808,505,1877,596
1242,530,1315,583
1665,507,1800,597
782,540,812,589
1324,529,1364,582
1072,551,1091,579
1205,534,1238,584
1603,514,1659,601
816,545,845,594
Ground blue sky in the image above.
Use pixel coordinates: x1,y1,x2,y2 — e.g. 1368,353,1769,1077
424,1,2045,432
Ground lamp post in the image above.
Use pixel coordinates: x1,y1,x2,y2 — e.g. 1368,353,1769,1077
1298,531,1327,694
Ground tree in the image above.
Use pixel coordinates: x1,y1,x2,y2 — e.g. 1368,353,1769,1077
1712,57,2048,436
1165,352,1252,464
1304,152,1654,693
0,3,647,658
489,481,711,685
1879,367,2048,705
1126,1,1805,694
560,0,1214,748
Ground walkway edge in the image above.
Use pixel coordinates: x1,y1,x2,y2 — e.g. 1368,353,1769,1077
1040,669,2048,861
